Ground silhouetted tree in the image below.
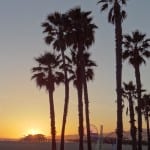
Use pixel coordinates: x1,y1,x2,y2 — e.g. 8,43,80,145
31,52,63,150
21,134,47,142
122,81,137,150
123,30,150,150
82,52,97,149
41,12,71,150
98,0,127,149
66,7,97,150
71,51,96,150
142,94,150,150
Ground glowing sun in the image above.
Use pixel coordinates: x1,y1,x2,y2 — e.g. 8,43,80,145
27,128,41,135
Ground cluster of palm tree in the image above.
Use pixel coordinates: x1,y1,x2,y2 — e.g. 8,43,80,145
31,7,97,150
30,0,150,150
142,94,150,150
122,81,137,150
122,30,150,150
122,81,150,150
98,0,150,150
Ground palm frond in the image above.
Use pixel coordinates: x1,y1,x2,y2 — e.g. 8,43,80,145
122,50,130,60
68,74,76,82
31,72,46,89
45,36,54,45
42,26,53,34
108,7,114,23
31,72,45,79
31,67,42,72
142,39,150,49
67,68,74,74
55,72,64,85
144,39,150,43
86,68,94,81
101,3,108,11
97,0,108,4
132,30,146,43
65,55,72,63
41,22,49,28
121,10,127,22
124,34,132,43
143,50,150,58
121,0,127,5
47,12,62,26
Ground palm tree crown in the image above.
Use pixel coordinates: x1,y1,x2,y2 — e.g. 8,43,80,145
66,7,97,51
31,52,63,91
71,51,96,87
123,81,136,97
42,12,69,51
123,30,150,67
142,94,150,119
97,0,127,24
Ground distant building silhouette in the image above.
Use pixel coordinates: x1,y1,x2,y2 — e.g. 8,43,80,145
21,134,48,142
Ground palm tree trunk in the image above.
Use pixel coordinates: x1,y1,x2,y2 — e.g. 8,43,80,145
48,89,56,150
135,66,142,150
83,68,92,150
128,94,137,150
146,111,150,150
77,47,85,150
77,77,84,150
114,1,123,150
60,51,69,150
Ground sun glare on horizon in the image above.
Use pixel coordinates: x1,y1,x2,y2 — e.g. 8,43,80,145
26,128,42,135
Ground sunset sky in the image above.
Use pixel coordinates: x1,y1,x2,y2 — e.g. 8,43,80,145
0,0,150,139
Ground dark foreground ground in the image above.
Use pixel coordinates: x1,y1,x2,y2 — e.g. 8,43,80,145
0,141,148,150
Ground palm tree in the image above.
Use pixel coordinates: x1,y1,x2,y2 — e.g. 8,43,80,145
122,30,150,150
41,12,71,150
122,81,137,150
97,0,127,149
71,50,97,150
66,7,97,150
83,52,97,150
142,94,150,150
31,52,63,150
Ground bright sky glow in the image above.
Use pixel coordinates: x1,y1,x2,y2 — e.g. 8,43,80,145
26,128,41,135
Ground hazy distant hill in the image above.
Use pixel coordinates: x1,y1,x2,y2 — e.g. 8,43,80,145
103,129,148,141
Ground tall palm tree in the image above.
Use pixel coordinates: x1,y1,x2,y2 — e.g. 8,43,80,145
97,0,127,149
83,52,97,150
122,81,137,150
31,52,63,150
41,12,71,150
142,94,150,150
66,7,97,150
71,50,97,150
122,30,150,150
